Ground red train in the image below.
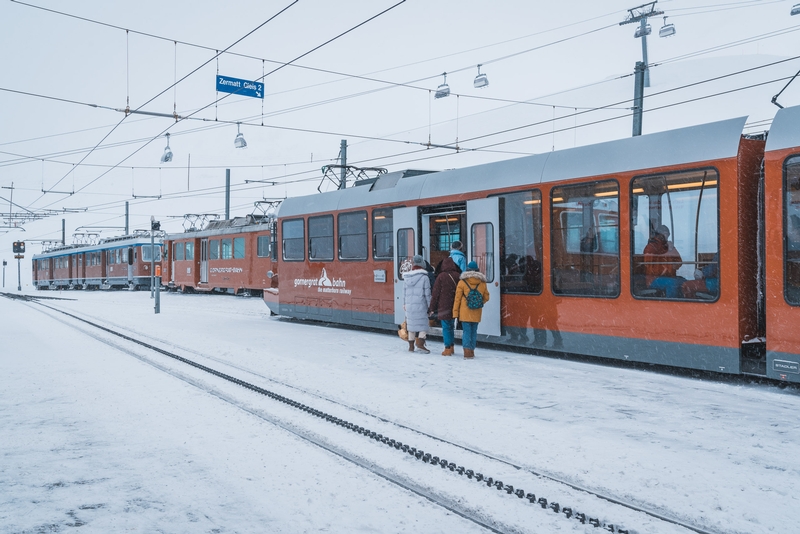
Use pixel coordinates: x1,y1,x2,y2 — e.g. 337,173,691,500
162,215,276,296
264,104,800,383
32,232,162,290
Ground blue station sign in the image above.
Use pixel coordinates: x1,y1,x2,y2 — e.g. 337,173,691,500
216,75,264,99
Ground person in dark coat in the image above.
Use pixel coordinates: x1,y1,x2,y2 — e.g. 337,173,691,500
429,256,461,356
403,254,432,353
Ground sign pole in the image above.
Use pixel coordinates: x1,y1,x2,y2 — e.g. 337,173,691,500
2,259,6,288
17,257,21,291
150,217,155,298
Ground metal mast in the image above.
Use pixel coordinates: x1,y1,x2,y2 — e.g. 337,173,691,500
620,2,663,88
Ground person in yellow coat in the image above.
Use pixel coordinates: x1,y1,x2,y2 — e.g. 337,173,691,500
452,261,490,359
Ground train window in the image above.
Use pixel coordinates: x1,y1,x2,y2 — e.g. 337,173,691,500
397,228,415,280
471,223,495,283
257,235,270,258
233,238,245,259
784,156,800,306
494,190,543,294
185,242,194,261
174,242,185,261
209,240,219,260
339,211,368,261
631,168,719,301
141,245,162,262
309,215,334,261
373,208,394,260
282,218,305,261
551,180,620,297
221,239,232,260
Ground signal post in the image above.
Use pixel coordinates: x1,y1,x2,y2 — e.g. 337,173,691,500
12,241,25,291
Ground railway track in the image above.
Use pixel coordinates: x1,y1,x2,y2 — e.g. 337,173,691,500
2,291,724,534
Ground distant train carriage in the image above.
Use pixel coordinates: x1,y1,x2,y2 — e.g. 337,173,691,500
32,232,162,290
163,215,276,296
763,104,800,382
32,244,87,289
268,114,776,378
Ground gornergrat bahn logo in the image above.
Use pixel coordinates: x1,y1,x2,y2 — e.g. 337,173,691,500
293,268,351,295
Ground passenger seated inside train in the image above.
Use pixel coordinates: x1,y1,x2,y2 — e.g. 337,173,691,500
682,252,719,299
643,225,686,298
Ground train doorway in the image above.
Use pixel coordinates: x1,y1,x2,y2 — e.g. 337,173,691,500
200,239,209,284
421,206,465,271
393,201,501,336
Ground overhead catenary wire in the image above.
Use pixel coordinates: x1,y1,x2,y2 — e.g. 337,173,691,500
33,0,408,213
57,68,797,226
28,0,302,207
6,55,799,226
3,11,797,175
5,50,798,176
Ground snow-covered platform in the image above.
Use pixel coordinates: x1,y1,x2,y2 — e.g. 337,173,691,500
1,289,797,533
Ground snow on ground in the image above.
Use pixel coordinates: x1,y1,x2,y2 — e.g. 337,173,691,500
1,289,799,533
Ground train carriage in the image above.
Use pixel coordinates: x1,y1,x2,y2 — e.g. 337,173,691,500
163,215,276,296
32,244,87,290
763,104,800,382
269,114,774,377
32,232,162,290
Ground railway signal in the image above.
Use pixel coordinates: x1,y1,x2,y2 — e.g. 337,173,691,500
11,242,24,291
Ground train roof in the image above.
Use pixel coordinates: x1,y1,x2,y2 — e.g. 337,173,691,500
32,235,162,259
278,116,747,218
164,214,272,240
765,104,800,152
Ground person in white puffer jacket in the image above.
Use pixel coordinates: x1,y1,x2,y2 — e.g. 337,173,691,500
403,254,432,353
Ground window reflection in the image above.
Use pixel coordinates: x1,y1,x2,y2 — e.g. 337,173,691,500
495,191,542,294
551,181,620,297
309,215,334,261
785,157,800,305
282,219,304,261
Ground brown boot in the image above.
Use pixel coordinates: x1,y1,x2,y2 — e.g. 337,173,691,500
415,338,430,354
463,348,475,359
441,346,454,356
408,340,415,352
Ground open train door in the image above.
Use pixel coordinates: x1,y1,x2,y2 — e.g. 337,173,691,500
393,206,419,325
466,198,501,336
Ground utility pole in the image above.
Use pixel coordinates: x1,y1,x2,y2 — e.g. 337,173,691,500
339,140,347,190
633,62,645,136
620,2,663,88
61,219,65,245
150,216,159,299
225,169,231,219
125,201,129,235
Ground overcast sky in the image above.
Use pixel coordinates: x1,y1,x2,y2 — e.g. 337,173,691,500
1,0,799,257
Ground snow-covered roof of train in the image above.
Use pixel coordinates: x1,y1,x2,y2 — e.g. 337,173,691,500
163,214,273,240
765,104,800,152
278,116,747,218
32,235,162,259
